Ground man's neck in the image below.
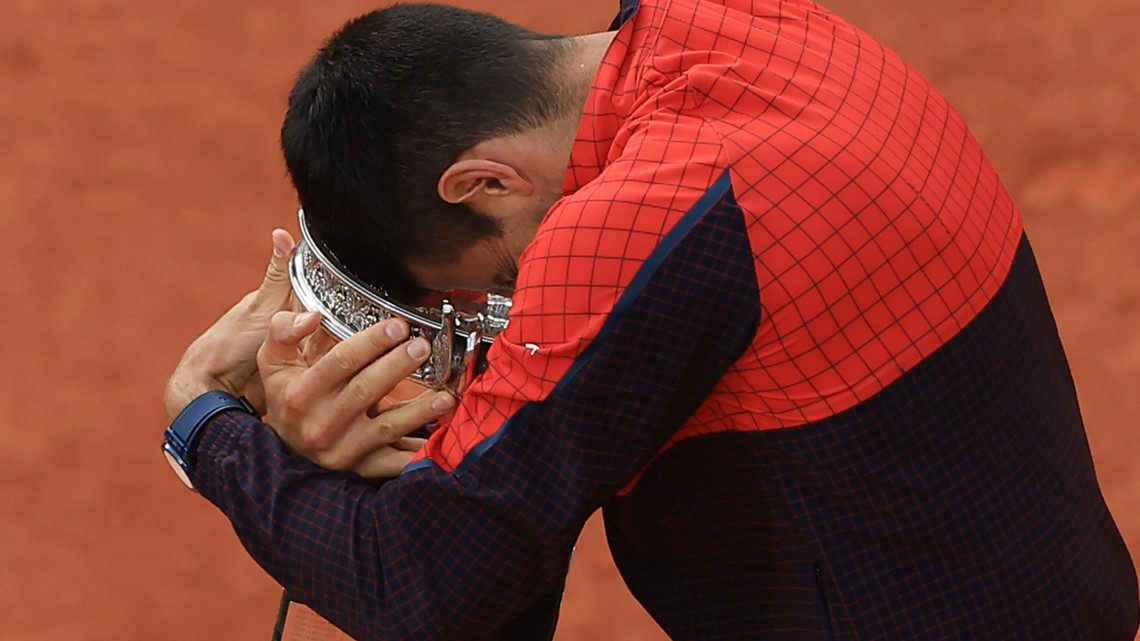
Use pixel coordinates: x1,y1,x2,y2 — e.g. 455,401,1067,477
548,30,619,188
565,30,619,99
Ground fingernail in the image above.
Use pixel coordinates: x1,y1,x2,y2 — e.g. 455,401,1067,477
406,338,429,359
294,311,316,326
431,394,455,413
272,231,288,258
385,319,408,340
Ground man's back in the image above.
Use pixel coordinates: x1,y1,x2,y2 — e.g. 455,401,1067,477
525,0,1139,636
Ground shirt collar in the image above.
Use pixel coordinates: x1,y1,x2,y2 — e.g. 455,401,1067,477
609,0,641,29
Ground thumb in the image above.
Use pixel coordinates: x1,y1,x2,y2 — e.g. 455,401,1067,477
250,228,296,315
258,310,323,378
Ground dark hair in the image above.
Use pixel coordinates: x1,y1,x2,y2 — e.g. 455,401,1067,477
281,3,566,302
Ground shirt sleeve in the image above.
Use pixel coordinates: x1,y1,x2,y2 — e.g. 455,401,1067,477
192,133,761,641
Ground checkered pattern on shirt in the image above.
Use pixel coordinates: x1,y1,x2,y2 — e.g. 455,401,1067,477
195,236,1138,641
421,0,1021,475
604,238,1138,640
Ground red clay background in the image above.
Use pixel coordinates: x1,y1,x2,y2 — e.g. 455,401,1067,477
1,1,1137,639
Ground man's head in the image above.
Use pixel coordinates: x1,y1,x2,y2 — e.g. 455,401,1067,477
281,3,575,302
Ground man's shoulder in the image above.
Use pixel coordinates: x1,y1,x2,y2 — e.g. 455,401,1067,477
555,115,726,221
533,149,732,283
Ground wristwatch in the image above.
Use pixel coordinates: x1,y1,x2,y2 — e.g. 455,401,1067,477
163,390,255,491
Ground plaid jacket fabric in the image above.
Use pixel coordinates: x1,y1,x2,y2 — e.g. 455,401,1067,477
193,0,1139,638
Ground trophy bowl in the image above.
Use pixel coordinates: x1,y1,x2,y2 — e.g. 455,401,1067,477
287,209,512,394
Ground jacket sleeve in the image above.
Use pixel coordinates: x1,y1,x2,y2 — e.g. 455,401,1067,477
192,160,760,641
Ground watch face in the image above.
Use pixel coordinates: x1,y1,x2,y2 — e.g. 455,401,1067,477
163,447,195,491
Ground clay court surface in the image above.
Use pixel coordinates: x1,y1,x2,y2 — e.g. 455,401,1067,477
1,0,1138,639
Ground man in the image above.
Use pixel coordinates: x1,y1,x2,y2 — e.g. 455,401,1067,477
163,0,1139,639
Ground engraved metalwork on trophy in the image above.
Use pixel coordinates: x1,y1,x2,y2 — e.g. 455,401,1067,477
288,209,511,394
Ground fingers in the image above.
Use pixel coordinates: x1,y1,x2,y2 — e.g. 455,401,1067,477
301,326,338,366
249,229,296,316
349,436,431,480
259,310,323,378
255,305,452,480
304,392,449,477
306,319,432,413
342,389,453,453
382,389,456,432
394,437,429,452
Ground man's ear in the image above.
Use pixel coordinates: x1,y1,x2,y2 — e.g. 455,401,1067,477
438,159,534,205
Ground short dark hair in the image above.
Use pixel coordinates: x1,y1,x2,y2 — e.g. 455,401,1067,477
281,3,566,302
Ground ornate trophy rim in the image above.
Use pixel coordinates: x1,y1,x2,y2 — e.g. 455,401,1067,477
287,208,511,391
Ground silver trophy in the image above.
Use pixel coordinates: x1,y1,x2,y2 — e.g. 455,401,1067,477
288,209,512,394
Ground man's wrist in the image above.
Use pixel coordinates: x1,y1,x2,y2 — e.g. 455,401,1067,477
164,376,212,421
163,390,256,491
163,328,258,420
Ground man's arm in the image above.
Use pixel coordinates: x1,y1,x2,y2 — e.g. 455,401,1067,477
181,170,761,641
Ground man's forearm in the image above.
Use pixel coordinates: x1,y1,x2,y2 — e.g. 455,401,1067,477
190,410,579,641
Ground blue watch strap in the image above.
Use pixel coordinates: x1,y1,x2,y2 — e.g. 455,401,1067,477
164,390,256,467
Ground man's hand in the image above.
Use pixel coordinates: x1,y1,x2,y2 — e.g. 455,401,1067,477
256,311,457,479
163,229,296,420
